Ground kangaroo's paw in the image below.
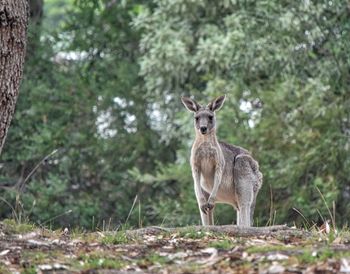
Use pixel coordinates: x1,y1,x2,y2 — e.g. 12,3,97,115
200,202,215,215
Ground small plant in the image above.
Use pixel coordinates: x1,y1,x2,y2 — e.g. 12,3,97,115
21,266,36,274
177,227,209,239
21,250,55,265
208,239,234,249
78,253,125,270
84,257,125,269
2,219,35,234
246,245,294,254
138,253,170,267
0,263,11,274
101,231,131,245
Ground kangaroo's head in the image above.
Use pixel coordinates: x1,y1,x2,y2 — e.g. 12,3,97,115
181,95,226,135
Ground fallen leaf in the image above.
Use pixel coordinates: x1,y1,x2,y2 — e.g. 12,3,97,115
340,258,350,273
319,220,330,234
266,253,289,261
268,263,285,274
21,232,38,240
0,250,10,256
27,239,49,247
333,237,342,244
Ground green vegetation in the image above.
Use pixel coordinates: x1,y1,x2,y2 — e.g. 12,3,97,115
75,251,168,271
21,251,52,265
296,248,350,264
177,227,210,239
0,0,349,229
246,245,296,254
101,231,131,245
2,219,35,234
0,264,11,274
139,253,170,266
22,267,36,274
208,239,234,249
77,253,126,270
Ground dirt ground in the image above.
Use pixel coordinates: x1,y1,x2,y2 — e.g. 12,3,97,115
1,221,350,273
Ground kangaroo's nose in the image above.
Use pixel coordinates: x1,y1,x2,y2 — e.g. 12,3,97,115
200,126,207,134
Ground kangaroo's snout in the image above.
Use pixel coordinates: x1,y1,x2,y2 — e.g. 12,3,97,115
200,126,207,134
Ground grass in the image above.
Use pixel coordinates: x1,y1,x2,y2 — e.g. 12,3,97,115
79,254,126,270
138,253,170,266
0,264,11,274
22,266,36,274
246,245,295,254
20,251,57,274
101,230,132,245
2,219,35,234
87,258,124,269
208,238,235,249
296,248,350,264
177,227,211,239
21,250,60,266
75,251,168,271
335,228,350,243
168,262,203,273
70,229,100,243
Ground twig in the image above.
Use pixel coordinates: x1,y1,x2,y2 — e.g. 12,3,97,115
17,149,58,192
125,195,138,225
293,207,310,228
39,209,73,226
315,186,336,231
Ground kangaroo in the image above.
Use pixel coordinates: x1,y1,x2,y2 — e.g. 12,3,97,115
181,95,262,227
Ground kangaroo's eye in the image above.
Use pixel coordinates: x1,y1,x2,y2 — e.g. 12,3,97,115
209,116,213,121
195,117,199,122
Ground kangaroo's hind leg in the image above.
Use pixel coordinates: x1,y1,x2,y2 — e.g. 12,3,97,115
234,154,257,227
250,192,258,226
250,169,263,225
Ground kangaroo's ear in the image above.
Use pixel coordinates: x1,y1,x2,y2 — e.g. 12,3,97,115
207,95,226,112
181,96,201,112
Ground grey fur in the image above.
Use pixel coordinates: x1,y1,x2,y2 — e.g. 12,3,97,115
181,95,263,227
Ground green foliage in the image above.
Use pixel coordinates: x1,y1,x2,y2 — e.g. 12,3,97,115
44,0,75,29
101,231,131,245
22,267,36,274
208,239,234,249
177,227,208,239
2,219,35,234
294,248,350,264
1,0,350,228
133,0,350,226
139,253,170,266
0,0,176,228
78,252,126,270
246,245,295,254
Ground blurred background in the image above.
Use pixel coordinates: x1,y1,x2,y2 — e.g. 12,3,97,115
0,0,349,229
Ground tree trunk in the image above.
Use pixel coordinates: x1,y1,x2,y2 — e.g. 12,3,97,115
0,0,28,155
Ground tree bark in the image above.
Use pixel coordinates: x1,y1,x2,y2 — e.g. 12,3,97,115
0,0,28,155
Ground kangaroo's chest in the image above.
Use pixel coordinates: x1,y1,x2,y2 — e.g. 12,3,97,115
193,143,218,178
